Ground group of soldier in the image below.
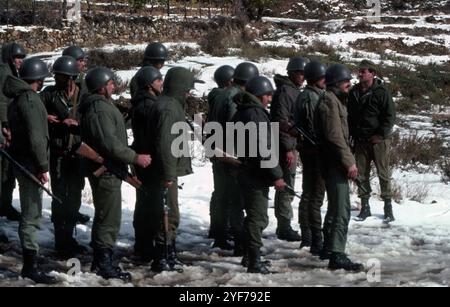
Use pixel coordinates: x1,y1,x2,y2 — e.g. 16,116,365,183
0,40,395,284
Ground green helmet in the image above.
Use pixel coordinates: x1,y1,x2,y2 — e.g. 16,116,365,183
304,60,327,81
85,67,115,92
214,65,234,88
19,57,50,81
325,64,352,86
135,66,163,89
286,57,309,72
246,76,274,97
1,42,26,64
62,45,86,61
52,56,79,77
144,42,168,61
233,62,259,83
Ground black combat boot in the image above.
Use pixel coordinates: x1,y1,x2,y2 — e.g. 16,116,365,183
0,203,21,221
21,249,57,284
91,248,132,282
299,226,312,249
357,199,371,221
212,236,234,251
384,200,395,223
310,229,323,256
247,248,270,274
328,252,364,272
276,225,301,242
0,231,9,244
76,212,90,225
151,243,172,273
54,224,87,259
168,240,186,270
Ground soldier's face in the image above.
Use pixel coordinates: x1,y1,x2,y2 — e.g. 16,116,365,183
260,93,273,107
76,58,86,72
153,61,165,70
290,71,305,87
150,78,163,95
105,79,116,98
315,77,326,89
55,74,70,89
338,80,352,94
358,68,374,83
13,57,24,70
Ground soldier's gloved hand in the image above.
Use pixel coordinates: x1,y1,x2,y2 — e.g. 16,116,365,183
347,164,358,180
136,154,151,168
38,172,49,184
274,178,286,191
285,150,297,169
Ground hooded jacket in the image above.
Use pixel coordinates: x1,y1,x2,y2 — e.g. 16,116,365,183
232,92,283,187
4,76,49,174
317,87,355,170
0,43,20,126
270,74,301,152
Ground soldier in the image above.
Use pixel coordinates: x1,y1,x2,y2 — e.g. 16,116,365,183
0,123,7,244
233,76,285,274
137,67,197,272
78,67,151,281
4,57,56,284
348,60,396,223
40,56,87,259
207,65,235,249
294,60,327,254
130,42,168,99
317,64,363,271
129,66,163,262
62,45,90,225
270,57,309,242
208,62,259,256
62,45,88,98
0,42,26,221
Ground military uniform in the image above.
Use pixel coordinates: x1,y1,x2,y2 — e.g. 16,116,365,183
79,93,138,250
0,45,21,221
348,78,396,216
40,85,85,256
4,76,49,252
270,74,301,240
132,67,194,271
294,84,326,252
317,88,355,255
208,84,245,254
233,90,283,273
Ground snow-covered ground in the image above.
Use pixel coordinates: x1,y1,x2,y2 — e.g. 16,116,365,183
1,159,450,287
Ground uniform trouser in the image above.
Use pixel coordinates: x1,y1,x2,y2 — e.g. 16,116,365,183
209,161,228,239
240,177,269,250
299,150,325,232
15,170,43,252
274,150,296,230
0,155,16,210
134,179,180,249
88,173,122,250
322,166,350,254
50,154,84,226
355,139,392,201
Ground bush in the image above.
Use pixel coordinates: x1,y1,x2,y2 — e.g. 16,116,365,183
390,131,446,170
87,48,142,70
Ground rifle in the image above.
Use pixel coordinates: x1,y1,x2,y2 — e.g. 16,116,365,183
213,148,302,199
72,142,149,195
162,187,170,262
0,149,62,204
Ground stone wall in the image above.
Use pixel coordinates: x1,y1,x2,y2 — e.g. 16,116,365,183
0,13,220,52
